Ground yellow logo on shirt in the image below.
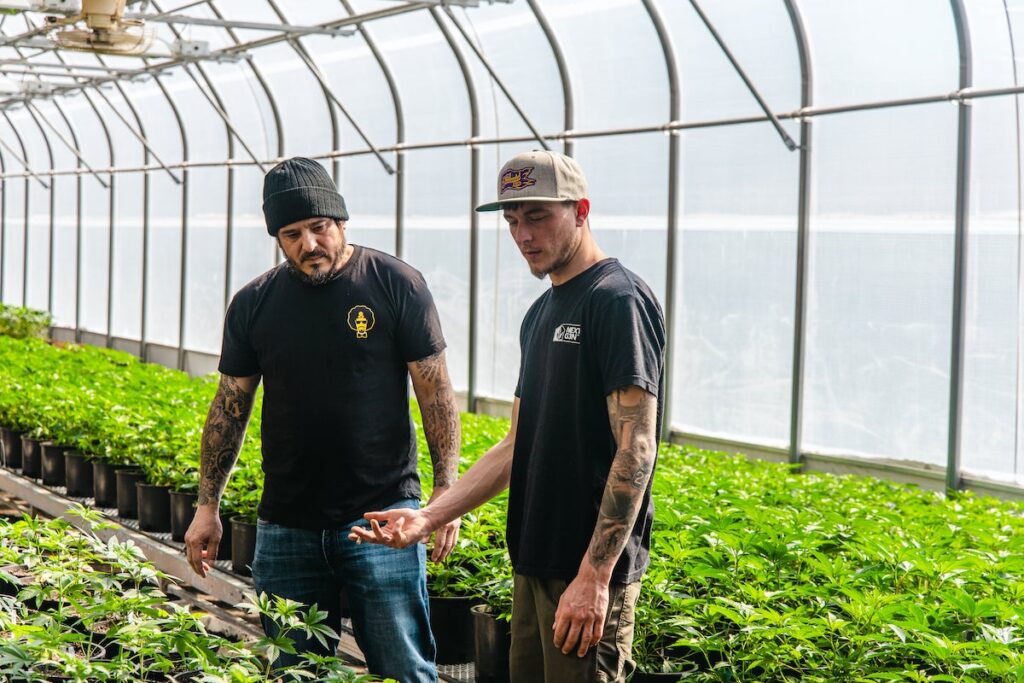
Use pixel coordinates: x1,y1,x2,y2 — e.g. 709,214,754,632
347,305,376,339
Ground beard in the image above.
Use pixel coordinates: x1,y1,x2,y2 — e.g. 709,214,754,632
282,241,346,286
528,229,582,280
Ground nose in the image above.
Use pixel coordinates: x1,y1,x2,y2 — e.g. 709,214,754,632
301,230,319,252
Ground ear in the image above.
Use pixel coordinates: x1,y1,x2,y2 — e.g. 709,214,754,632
575,199,591,226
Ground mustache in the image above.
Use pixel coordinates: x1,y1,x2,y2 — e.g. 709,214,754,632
301,249,329,262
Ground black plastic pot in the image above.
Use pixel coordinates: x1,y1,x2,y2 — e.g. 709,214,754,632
230,517,257,576
40,442,66,487
0,427,22,468
169,490,198,542
136,482,172,532
115,468,146,519
64,450,94,497
472,604,511,683
219,513,233,555
93,460,128,508
20,436,41,479
430,595,479,664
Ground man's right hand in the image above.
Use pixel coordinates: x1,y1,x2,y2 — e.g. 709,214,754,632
348,508,432,549
184,505,223,577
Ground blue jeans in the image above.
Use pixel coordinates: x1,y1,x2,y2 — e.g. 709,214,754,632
251,499,437,683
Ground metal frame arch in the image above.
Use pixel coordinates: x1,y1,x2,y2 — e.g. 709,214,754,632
45,99,85,319
638,0,681,442
337,0,406,258
20,102,56,314
430,5,481,407
265,0,340,167
780,0,814,467
523,0,575,156
947,0,974,493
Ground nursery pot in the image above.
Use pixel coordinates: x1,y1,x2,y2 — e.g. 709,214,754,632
63,450,94,497
93,460,128,508
0,427,22,468
115,468,146,519
472,604,511,683
219,513,233,554
230,517,257,576
169,490,198,542
430,595,479,664
136,482,172,532
40,442,66,487
20,436,42,479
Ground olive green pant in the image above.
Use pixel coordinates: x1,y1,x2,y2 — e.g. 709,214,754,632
509,573,641,683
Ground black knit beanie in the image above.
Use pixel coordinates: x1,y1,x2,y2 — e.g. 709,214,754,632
262,157,349,236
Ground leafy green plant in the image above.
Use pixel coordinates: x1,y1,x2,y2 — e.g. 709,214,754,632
0,303,51,339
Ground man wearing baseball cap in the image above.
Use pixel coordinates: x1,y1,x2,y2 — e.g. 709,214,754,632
352,150,666,681
184,157,461,682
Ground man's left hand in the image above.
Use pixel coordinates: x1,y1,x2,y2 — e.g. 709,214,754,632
428,486,461,563
553,569,609,658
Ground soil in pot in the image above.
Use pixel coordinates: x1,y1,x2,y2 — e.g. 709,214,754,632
430,594,479,664
230,517,257,576
93,460,128,508
169,490,198,542
115,469,146,519
0,427,22,468
136,482,172,532
472,604,511,683
20,436,42,479
40,442,67,487
63,451,94,497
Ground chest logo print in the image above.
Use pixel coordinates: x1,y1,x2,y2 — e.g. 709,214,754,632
553,323,581,344
347,305,376,339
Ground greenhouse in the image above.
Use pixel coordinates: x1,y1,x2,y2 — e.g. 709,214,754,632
1,0,1024,681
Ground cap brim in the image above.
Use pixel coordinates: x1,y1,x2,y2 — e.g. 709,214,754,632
474,197,570,213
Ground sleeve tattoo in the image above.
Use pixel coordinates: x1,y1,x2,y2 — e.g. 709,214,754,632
197,376,256,505
414,351,460,489
587,387,658,569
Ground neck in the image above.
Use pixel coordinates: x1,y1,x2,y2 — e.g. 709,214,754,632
549,231,606,286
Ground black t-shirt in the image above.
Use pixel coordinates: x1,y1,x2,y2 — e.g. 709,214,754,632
218,245,446,529
510,258,665,584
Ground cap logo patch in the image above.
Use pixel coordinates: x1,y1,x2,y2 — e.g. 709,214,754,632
500,167,537,195
347,305,376,339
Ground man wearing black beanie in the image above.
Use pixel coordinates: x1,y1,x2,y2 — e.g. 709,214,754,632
184,157,460,683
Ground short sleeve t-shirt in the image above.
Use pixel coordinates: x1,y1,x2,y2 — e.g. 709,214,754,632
219,245,446,529
510,258,665,584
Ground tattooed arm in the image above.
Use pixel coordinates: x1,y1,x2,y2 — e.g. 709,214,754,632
408,350,461,562
184,373,260,577
553,384,659,658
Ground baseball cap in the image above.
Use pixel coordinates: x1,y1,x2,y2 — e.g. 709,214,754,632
475,150,588,212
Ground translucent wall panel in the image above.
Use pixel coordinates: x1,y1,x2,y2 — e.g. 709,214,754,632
960,92,1021,481
428,2,562,142
116,78,185,165
185,168,228,354
26,175,51,312
542,0,665,131
672,123,799,444
661,0,800,120
402,148,471,391
111,173,144,340
55,93,113,177
796,0,957,107
965,0,1017,90
145,174,183,347
803,105,957,464
229,165,275,295
1,179,27,305
79,181,110,335
251,42,333,158
339,155,396,255
205,61,276,162
51,176,77,327
161,69,228,164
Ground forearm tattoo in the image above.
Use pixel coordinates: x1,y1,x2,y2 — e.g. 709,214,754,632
197,376,256,505
587,387,658,568
415,351,460,489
